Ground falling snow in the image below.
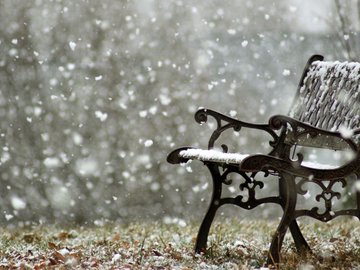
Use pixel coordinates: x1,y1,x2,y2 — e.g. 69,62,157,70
282,69,291,76
0,0,357,228
69,41,77,51
144,139,153,147
241,40,249,47
95,111,108,121
11,196,27,210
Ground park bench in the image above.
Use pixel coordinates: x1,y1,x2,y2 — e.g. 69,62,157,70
167,54,360,265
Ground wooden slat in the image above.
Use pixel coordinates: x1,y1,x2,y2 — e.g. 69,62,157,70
289,57,360,149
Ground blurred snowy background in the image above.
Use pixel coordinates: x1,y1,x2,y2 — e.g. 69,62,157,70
0,0,359,226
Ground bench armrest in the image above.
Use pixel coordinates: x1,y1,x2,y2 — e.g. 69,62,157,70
195,108,278,150
167,147,194,164
268,115,358,151
240,153,360,180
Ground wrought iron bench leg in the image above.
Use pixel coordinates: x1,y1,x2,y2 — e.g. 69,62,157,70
195,163,222,253
195,200,220,253
267,172,297,265
194,163,310,261
289,220,311,253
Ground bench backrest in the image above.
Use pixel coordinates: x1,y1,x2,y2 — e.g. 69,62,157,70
288,55,360,149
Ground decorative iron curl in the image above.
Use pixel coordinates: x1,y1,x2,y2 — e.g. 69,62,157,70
218,169,270,209
315,179,346,205
296,178,309,195
221,144,228,153
270,115,320,140
194,108,209,124
269,115,284,130
194,108,279,150
220,168,234,185
296,178,347,221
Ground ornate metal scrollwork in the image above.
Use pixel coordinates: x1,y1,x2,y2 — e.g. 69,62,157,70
218,167,280,209
238,172,265,202
296,178,349,221
195,108,278,150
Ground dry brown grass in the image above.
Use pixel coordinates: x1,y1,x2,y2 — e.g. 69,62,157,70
0,218,359,269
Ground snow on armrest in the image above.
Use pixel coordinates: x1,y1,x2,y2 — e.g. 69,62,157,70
300,161,338,170
179,149,339,169
179,148,249,164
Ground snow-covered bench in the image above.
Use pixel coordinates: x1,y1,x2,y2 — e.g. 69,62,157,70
167,55,360,265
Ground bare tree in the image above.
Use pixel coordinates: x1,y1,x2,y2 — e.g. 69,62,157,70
332,0,360,60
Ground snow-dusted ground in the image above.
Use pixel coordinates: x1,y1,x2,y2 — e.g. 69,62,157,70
1,219,359,269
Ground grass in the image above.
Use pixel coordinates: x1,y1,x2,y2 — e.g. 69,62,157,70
0,218,360,269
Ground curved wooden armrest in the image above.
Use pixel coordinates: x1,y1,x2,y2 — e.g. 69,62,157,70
195,108,278,149
240,154,360,180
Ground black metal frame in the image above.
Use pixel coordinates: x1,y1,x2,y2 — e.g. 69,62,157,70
167,55,360,266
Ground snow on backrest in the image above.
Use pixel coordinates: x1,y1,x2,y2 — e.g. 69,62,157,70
289,59,360,131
